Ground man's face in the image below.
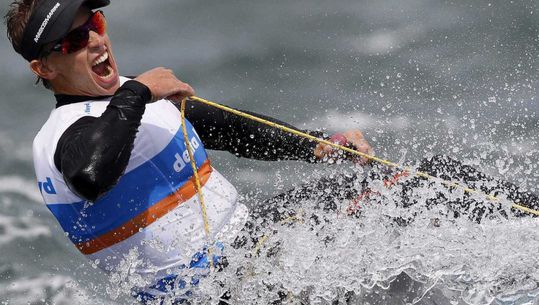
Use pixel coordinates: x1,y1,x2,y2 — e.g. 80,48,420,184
41,7,120,96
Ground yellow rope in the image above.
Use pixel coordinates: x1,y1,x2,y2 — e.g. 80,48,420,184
250,210,306,258
180,99,214,268
188,95,539,217
252,235,269,255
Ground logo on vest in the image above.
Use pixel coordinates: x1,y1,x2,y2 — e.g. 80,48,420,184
38,177,57,195
173,136,201,173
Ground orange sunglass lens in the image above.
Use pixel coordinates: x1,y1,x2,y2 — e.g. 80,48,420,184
92,11,107,35
57,11,108,54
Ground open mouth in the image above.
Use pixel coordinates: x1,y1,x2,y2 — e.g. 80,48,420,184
91,52,114,79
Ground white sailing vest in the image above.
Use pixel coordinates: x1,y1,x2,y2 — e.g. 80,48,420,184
32,78,247,292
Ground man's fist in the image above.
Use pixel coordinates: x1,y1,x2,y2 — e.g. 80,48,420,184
135,67,195,103
314,130,374,165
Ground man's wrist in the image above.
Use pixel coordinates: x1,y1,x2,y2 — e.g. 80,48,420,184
118,80,152,103
307,130,328,162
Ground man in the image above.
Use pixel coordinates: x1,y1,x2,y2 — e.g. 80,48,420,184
5,0,374,303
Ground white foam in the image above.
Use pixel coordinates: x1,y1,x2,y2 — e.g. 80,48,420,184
195,182,539,304
0,274,110,305
303,110,411,131
236,169,268,184
0,176,42,203
347,25,426,55
0,214,50,245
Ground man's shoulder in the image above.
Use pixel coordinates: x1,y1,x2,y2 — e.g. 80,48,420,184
119,75,134,85
33,102,105,148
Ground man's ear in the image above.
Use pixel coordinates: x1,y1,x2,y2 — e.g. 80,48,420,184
29,59,57,80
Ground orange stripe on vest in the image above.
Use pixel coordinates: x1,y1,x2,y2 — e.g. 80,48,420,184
76,160,213,255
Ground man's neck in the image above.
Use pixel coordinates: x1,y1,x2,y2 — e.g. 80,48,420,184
54,93,113,108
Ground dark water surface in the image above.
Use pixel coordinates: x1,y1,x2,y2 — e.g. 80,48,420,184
0,0,537,304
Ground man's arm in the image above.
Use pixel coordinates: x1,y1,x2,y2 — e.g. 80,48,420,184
183,100,325,162
56,93,320,203
55,68,194,202
55,81,150,202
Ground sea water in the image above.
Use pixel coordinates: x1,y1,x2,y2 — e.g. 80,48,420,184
0,0,537,304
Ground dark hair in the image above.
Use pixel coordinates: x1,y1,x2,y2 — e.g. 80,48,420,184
5,0,52,89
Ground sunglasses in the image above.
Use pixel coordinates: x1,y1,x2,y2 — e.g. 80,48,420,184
43,10,107,56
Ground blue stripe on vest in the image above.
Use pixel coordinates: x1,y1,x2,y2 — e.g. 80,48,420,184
47,120,207,244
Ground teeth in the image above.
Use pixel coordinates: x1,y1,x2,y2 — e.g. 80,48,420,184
102,65,114,79
92,52,108,66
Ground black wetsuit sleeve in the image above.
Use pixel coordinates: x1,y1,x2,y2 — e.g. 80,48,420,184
54,80,151,202
183,99,324,162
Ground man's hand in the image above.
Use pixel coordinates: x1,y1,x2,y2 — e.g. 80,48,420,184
135,67,195,103
314,130,374,165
